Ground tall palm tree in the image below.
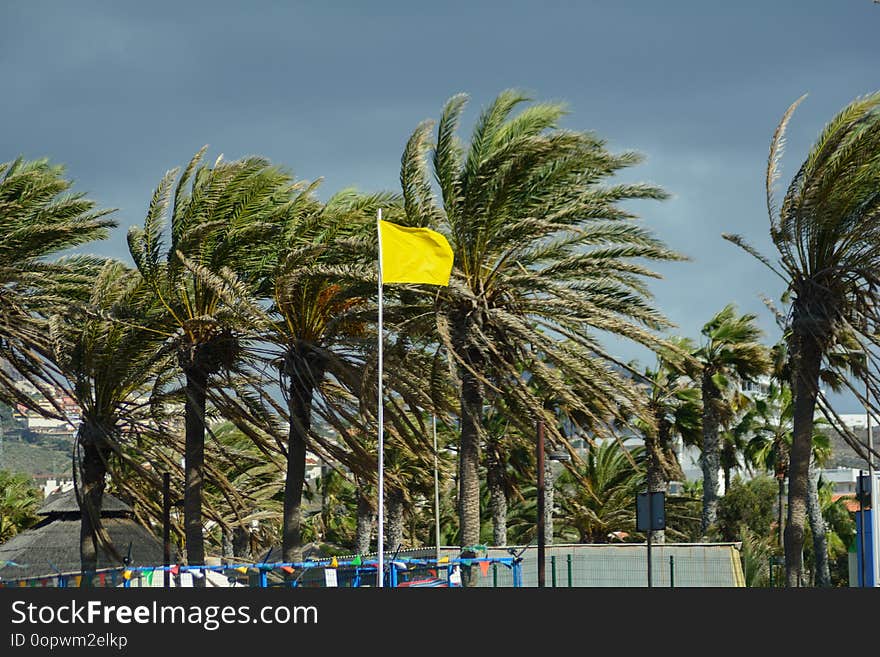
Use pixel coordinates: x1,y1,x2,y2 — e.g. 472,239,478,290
399,90,683,552
725,92,880,585
692,304,770,536
0,157,115,415
127,147,295,572
254,189,405,562
48,260,168,582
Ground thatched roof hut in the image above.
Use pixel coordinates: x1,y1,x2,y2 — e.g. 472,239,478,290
0,490,167,581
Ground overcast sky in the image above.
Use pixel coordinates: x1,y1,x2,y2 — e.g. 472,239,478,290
3,1,879,411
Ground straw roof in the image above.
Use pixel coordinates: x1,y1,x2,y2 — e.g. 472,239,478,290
0,491,168,581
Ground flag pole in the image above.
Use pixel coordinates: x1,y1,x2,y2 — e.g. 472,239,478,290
376,208,385,588
433,414,441,562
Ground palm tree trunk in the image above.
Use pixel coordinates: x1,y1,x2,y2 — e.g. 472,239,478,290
458,354,483,550
183,365,208,583
543,457,555,546
78,425,109,585
722,434,742,497
486,441,507,546
232,526,250,559
700,372,722,536
282,355,320,563
777,476,785,549
385,487,405,551
786,328,823,587
807,461,831,587
356,482,373,555
221,526,233,560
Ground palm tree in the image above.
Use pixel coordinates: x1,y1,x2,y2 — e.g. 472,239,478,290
0,470,40,542
746,381,793,549
636,343,702,543
127,147,295,572
692,304,770,536
252,188,406,563
724,92,880,585
398,90,683,553
553,440,642,544
0,157,115,416
48,260,168,582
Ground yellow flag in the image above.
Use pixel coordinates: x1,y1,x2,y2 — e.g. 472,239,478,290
379,220,453,286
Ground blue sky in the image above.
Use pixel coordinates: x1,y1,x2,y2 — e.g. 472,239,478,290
3,1,879,410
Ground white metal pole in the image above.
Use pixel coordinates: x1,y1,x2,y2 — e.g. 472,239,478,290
433,414,441,562
868,375,878,586
377,209,385,588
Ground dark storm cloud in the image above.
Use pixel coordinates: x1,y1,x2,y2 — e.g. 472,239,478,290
2,0,879,409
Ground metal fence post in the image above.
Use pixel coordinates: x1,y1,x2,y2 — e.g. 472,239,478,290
669,555,674,588
551,555,557,587
492,563,498,588
567,554,573,587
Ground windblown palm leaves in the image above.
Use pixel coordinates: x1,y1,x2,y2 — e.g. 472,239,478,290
0,157,115,417
725,92,880,585
127,146,298,570
398,90,683,547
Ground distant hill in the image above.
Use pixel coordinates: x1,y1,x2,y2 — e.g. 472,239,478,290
0,434,71,481
826,426,873,469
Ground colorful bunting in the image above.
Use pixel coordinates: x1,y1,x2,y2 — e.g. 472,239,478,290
329,556,338,569
438,556,449,564
144,570,154,586
234,566,248,574
122,570,133,580
169,565,180,576
280,566,295,574
98,573,106,586
478,560,490,577
351,554,362,566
